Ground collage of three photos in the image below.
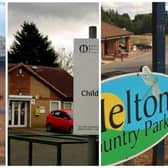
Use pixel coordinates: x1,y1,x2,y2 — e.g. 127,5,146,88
0,1,168,166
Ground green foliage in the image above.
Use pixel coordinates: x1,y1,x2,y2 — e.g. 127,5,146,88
101,7,112,24
101,8,163,35
132,14,152,34
8,21,59,67
101,8,132,32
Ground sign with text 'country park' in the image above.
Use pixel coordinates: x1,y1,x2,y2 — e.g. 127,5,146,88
101,67,168,165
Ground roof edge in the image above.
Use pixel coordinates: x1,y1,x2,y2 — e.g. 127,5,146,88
8,63,69,98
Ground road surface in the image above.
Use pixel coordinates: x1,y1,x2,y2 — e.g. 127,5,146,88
102,49,168,79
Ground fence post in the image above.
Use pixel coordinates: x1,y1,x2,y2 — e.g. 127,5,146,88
152,2,165,165
28,142,33,165
8,137,11,165
57,144,62,165
88,26,99,165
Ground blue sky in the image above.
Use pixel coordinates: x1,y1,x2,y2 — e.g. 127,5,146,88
0,3,5,37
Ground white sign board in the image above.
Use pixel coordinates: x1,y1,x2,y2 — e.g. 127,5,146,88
39,106,46,113
73,38,99,135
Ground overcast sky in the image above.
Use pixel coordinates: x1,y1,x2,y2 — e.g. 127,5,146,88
0,3,5,36
102,2,168,20
102,1,168,19
8,3,99,53
102,2,152,20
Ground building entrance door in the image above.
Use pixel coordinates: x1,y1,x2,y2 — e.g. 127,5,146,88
9,101,28,127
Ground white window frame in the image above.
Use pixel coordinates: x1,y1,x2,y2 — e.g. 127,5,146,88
63,101,73,109
8,100,29,128
8,95,32,128
49,100,61,111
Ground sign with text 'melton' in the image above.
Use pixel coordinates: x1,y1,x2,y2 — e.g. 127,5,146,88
101,69,168,165
74,39,98,135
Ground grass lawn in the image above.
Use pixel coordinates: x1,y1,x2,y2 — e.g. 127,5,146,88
131,35,152,45
131,34,168,47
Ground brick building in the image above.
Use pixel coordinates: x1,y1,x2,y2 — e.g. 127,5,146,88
8,63,73,128
101,21,133,60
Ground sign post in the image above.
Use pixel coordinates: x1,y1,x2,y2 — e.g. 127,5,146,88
101,71,168,165
152,2,165,165
74,26,99,165
88,26,98,165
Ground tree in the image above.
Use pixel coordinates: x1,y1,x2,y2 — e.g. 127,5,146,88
57,48,73,75
101,7,154,34
101,7,132,32
132,14,152,34
8,21,59,67
101,7,112,24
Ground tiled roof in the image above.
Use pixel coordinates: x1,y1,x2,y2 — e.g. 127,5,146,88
9,63,73,99
36,66,73,98
102,21,133,39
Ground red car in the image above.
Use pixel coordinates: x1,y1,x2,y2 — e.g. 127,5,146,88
46,109,73,133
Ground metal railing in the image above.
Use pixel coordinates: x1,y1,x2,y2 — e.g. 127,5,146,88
8,134,88,165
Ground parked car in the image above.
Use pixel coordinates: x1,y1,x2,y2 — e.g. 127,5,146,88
46,109,73,133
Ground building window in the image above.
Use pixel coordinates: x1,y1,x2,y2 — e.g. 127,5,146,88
50,101,61,111
19,68,23,74
64,102,73,109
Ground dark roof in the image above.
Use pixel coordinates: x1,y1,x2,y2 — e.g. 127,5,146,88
102,21,133,40
9,63,73,99
36,66,73,98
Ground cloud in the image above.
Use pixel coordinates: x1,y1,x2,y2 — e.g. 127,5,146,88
9,3,98,20
8,3,99,52
102,2,152,19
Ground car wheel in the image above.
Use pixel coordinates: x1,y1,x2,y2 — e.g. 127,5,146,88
47,124,52,132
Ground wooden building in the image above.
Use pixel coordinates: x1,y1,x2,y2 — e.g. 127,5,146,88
102,21,133,60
